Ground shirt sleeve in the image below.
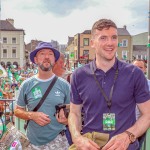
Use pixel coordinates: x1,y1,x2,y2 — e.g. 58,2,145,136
16,82,26,108
134,69,150,103
70,71,82,104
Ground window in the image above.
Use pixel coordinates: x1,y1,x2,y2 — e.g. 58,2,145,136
3,37,7,43
3,49,7,58
118,43,122,47
144,55,147,60
12,37,16,44
83,38,89,46
122,50,127,60
122,39,128,47
83,50,89,55
12,48,16,58
83,50,89,58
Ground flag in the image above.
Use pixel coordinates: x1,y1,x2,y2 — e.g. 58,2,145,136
0,65,7,77
7,67,13,82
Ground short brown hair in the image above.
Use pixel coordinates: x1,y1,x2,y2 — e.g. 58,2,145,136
91,19,117,36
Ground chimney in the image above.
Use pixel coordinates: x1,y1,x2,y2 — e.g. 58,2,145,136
6,18,14,26
123,25,127,30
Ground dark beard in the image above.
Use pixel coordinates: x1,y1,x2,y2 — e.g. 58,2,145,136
38,62,54,71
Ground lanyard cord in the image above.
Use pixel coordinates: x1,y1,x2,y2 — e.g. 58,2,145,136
90,63,119,111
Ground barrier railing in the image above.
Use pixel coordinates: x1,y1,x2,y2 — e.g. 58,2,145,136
0,99,15,125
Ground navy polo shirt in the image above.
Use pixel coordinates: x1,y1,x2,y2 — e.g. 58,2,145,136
70,58,150,150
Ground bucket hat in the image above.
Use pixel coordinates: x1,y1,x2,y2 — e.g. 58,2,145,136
30,42,60,64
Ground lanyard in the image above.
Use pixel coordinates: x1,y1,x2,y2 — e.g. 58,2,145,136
90,62,119,112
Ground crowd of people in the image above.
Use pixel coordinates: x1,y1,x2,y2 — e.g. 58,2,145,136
0,18,150,150
0,64,38,124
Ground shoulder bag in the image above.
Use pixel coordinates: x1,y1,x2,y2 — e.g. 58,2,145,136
24,76,58,130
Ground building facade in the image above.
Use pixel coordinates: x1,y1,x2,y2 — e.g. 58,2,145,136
131,32,148,61
0,19,25,68
117,26,132,62
25,40,42,66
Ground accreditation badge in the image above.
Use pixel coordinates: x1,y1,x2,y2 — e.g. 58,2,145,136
103,113,115,131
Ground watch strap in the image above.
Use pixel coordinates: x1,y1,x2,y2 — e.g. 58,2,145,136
124,130,136,144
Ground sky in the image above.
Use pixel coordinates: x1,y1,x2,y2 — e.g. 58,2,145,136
1,0,149,44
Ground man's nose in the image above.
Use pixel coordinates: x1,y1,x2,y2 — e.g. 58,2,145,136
45,54,50,58
106,38,113,45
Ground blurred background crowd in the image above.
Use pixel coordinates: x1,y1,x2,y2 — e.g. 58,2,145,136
0,64,38,124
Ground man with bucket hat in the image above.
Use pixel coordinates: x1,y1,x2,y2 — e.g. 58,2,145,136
14,42,70,149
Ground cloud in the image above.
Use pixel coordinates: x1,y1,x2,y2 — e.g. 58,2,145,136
6,0,99,17
127,0,148,17
1,0,148,43
125,0,148,34
39,0,99,17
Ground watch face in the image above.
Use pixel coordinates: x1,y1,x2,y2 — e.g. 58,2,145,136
130,134,136,143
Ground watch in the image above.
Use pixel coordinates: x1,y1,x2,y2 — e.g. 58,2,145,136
124,130,136,144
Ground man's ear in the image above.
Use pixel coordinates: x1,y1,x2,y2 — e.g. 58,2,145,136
90,39,94,48
34,57,37,64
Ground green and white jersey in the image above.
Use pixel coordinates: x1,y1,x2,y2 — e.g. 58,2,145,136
16,74,70,146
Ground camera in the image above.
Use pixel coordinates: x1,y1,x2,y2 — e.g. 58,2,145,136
55,103,70,118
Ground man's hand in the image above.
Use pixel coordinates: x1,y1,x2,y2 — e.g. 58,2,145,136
31,112,51,126
101,132,131,150
56,108,68,125
73,135,100,150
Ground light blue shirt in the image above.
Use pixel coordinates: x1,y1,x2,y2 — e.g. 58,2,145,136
16,75,70,146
